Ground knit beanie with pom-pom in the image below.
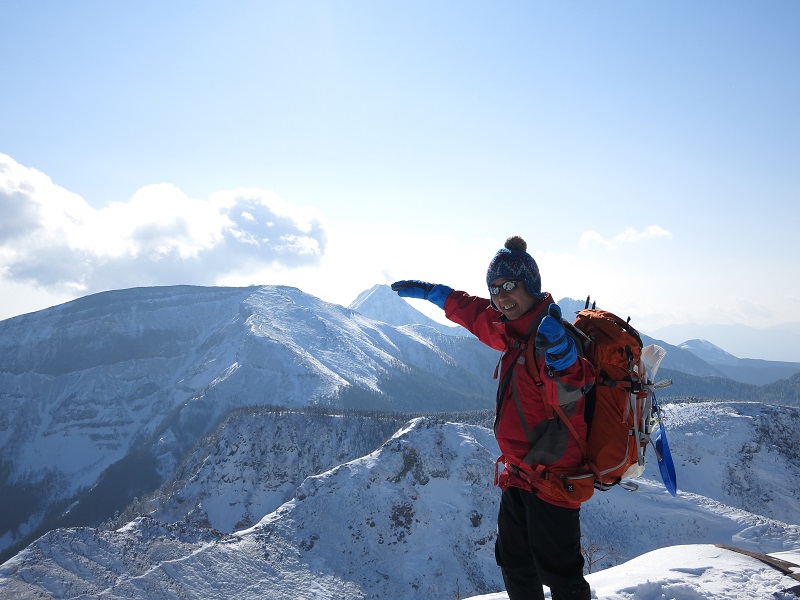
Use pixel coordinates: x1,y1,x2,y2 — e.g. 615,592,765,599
486,236,542,308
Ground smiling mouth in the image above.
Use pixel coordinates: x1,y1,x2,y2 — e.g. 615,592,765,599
501,302,517,311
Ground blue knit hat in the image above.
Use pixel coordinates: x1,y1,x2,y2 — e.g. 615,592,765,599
486,236,541,308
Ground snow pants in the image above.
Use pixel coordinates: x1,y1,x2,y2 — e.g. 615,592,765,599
495,486,591,600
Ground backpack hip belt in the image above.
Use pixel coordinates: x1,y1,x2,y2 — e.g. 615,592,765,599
494,454,598,504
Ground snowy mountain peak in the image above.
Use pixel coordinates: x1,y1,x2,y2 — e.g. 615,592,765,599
679,338,739,363
348,284,467,336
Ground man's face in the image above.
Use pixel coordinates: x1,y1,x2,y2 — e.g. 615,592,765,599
489,278,535,320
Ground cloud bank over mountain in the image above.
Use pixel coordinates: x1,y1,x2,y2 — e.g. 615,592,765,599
0,153,326,294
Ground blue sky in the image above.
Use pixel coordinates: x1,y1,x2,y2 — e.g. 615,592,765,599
1,1,799,350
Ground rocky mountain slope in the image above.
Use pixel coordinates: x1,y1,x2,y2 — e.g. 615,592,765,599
149,409,410,532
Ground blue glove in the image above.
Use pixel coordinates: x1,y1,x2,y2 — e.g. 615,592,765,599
391,280,453,310
535,303,577,371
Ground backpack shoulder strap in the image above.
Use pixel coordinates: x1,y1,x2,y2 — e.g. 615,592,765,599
563,320,590,356
522,316,589,459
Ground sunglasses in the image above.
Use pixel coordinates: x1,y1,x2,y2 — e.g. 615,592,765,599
489,280,521,295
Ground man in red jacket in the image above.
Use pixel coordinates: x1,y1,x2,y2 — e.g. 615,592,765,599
392,235,594,600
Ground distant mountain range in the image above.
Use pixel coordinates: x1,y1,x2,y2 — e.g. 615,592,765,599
354,284,800,387
650,321,800,364
676,338,800,385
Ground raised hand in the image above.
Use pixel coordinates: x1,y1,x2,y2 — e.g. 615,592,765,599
535,303,577,371
391,280,453,310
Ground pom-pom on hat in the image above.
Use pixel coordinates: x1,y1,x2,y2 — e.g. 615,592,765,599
486,236,542,308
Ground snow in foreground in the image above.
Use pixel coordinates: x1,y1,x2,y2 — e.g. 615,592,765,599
468,544,800,600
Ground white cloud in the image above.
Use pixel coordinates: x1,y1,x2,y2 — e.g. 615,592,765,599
217,226,500,318
579,225,672,250
0,154,327,294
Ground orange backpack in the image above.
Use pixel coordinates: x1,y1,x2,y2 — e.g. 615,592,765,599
571,307,653,491
524,300,667,502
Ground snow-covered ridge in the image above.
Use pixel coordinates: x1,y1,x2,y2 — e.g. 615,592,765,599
472,545,800,600
150,409,411,532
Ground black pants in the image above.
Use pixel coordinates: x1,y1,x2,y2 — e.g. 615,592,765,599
495,487,591,600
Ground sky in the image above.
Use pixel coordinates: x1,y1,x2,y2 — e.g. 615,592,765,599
2,1,799,346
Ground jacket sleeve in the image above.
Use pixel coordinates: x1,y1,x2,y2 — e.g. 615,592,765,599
442,291,507,352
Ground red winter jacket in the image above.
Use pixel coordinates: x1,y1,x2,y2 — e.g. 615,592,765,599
444,291,595,508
